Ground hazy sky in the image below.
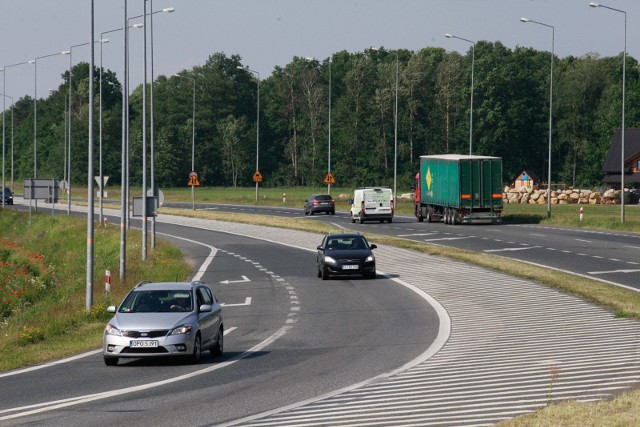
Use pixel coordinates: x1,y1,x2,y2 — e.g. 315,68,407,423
1,0,638,102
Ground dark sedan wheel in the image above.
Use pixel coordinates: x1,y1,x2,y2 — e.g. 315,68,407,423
321,267,329,280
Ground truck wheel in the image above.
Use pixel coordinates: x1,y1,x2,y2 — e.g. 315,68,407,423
416,206,424,222
425,208,431,223
388,218,393,223
451,209,457,225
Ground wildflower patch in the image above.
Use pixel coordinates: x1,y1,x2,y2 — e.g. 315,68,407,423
0,238,56,320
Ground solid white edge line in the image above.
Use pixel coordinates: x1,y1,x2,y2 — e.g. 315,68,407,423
215,272,451,427
0,326,284,421
0,349,103,379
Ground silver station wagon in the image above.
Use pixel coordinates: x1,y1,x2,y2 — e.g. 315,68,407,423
103,281,223,366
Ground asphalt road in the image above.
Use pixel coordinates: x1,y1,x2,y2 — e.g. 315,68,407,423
0,215,438,426
3,202,640,425
169,201,640,290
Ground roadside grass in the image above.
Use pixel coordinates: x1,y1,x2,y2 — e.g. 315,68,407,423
0,210,191,371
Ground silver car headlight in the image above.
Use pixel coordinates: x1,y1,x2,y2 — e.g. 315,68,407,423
324,256,337,264
365,255,375,262
170,324,193,335
105,323,122,336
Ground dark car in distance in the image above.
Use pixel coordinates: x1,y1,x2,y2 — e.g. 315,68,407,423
304,194,335,215
316,233,376,280
1,187,13,205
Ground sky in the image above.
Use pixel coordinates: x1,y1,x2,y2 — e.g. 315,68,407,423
1,0,639,103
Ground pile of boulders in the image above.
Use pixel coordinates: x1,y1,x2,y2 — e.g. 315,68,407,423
503,187,627,205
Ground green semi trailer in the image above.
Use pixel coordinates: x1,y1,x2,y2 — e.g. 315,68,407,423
413,154,503,224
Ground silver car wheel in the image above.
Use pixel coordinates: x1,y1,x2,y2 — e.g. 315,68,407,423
191,334,202,364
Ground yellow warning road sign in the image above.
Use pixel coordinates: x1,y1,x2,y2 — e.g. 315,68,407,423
188,171,200,186
323,171,336,185
253,170,263,183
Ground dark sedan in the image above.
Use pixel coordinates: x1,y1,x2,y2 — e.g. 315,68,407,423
316,233,376,280
1,187,13,205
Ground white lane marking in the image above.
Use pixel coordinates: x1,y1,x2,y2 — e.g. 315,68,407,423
624,245,640,250
218,271,451,427
575,239,592,243
484,246,540,253
398,233,439,237
220,275,251,285
0,349,102,379
168,236,218,282
224,327,237,335
588,269,640,275
529,233,546,237
423,237,471,242
0,326,290,421
221,297,252,307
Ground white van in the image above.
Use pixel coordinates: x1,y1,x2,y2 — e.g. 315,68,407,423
350,187,394,224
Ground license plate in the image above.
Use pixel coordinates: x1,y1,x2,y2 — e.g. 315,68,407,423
130,340,158,348
342,264,359,270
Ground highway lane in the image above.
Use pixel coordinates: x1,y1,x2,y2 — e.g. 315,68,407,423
0,214,438,426
170,201,640,290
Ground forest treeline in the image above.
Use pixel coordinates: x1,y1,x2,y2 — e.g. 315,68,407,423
4,41,639,192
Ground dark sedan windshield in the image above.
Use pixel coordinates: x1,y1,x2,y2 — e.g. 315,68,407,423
326,236,368,250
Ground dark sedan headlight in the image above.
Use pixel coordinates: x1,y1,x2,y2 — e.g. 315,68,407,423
170,324,193,335
365,255,375,262
105,323,122,336
323,255,337,265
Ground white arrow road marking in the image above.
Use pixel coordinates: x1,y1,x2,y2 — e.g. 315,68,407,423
484,246,540,253
221,297,252,307
588,269,640,275
220,275,250,284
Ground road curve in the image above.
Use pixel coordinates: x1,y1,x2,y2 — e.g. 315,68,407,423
158,214,640,426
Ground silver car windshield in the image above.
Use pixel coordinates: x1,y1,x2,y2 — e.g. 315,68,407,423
118,290,193,313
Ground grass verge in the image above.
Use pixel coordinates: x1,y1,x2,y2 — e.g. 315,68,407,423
0,210,191,371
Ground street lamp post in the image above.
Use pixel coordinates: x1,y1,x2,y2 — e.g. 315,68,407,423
67,39,108,216
520,17,554,221
371,47,399,208
2,61,32,194
590,2,626,223
32,51,69,218
0,93,12,209
149,4,175,248
445,33,475,155
237,66,260,203
174,73,196,210
33,51,70,181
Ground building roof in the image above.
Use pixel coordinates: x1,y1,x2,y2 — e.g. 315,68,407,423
602,128,640,173
516,169,541,182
